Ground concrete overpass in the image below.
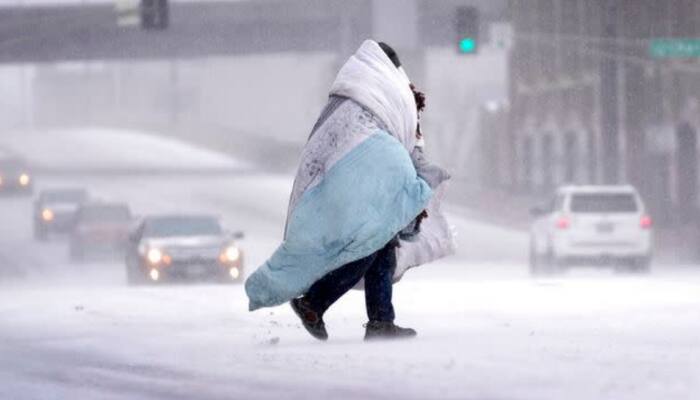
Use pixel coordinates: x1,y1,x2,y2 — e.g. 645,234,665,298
1,0,508,179
0,0,505,63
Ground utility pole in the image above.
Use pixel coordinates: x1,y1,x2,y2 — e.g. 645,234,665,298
599,0,620,184
623,2,649,197
169,60,179,125
17,0,33,129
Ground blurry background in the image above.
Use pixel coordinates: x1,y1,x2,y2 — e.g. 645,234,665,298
3,0,700,260
1,2,700,399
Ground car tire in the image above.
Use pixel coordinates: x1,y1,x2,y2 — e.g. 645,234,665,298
70,241,85,262
528,246,541,276
125,257,146,285
530,242,563,277
552,256,566,274
127,268,148,285
529,240,548,276
630,256,652,274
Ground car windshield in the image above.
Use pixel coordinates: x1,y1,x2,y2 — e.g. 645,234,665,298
570,193,638,213
80,206,131,222
43,190,87,204
0,159,27,173
144,217,222,238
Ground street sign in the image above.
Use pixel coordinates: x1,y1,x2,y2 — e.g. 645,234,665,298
649,38,700,59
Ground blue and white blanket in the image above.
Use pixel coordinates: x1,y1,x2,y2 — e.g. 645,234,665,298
245,40,454,311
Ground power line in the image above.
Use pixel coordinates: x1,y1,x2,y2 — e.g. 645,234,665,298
513,31,700,75
516,31,652,48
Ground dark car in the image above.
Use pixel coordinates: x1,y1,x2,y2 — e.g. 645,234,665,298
125,215,245,284
33,188,89,241
0,157,33,195
70,202,132,261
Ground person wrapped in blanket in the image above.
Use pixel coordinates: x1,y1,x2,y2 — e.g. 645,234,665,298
244,40,454,340
286,42,451,341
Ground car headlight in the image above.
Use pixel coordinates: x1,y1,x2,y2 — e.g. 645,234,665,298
19,173,30,186
149,268,160,281
221,245,240,262
147,248,163,265
42,208,54,222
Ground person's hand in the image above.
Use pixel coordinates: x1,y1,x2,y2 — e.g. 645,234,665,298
415,210,428,230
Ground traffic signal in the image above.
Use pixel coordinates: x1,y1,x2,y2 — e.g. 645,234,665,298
456,6,479,54
141,0,168,30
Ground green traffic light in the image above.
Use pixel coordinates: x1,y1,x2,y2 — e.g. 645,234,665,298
459,37,476,53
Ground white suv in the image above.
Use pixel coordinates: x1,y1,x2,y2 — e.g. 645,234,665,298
529,185,652,275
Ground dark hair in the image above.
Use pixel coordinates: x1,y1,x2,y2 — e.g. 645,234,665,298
378,42,401,68
410,84,426,113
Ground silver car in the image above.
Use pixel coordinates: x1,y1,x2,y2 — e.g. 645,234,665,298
125,215,245,284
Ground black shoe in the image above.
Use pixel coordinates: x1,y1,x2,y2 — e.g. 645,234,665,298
290,298,328,341
364,320,417,341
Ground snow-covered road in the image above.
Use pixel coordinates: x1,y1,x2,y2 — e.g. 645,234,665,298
1,130,699,399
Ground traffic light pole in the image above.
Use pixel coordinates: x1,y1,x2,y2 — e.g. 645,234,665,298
599,0,620,184
169,59,179,125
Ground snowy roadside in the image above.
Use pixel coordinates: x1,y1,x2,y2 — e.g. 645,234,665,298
0,127,251,174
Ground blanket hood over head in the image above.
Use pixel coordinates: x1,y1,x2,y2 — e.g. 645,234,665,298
330,40,418,151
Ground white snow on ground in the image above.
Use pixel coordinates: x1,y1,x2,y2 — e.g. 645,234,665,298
0,127,250,172
0,130,699,399
2,264,699,400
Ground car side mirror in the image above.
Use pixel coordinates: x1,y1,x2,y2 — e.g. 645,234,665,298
229,230,245,240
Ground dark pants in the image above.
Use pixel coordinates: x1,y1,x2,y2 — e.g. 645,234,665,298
304,241,397,322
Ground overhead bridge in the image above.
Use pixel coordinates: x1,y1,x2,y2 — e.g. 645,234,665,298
0,1,373,63
0,0,501,64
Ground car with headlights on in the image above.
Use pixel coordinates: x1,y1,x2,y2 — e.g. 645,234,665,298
0,157,33,195
125,215,245,284
70,202,132,261
33,188,89,240
529,185,652,275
